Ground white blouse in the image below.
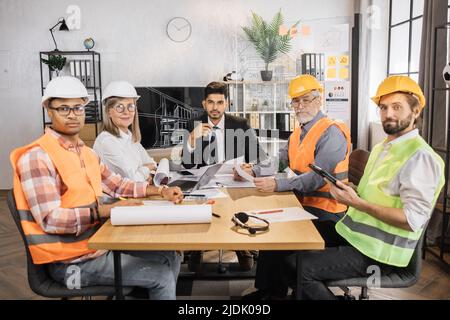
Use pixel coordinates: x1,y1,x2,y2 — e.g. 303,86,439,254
93,130,156,182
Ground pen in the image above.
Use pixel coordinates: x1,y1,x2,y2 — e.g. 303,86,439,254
255,209,284,214
212,213,221,218
184,194,206,198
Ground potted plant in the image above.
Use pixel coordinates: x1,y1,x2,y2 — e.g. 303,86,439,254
242,10,298,81
41,55,66,77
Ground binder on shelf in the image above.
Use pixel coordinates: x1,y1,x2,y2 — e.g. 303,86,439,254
69,61,75,77
80,60,86,84
86,60,92,87
310,54,316,78
301,53,325,79
289,114,296,131
320,55,325,81
74,60,81,81
260,114,265,129
315,54,321,80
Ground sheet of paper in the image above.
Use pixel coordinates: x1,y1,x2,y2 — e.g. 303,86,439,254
111,204,211,226
251,207,317,223
201,174,255,189
189,188,228,199
154,158,170,186
234,159,255,182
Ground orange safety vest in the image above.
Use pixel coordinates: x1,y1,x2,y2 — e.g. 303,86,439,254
10,132,103,264
288,117,351,214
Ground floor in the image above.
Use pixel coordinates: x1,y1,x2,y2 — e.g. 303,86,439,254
1,190,449,300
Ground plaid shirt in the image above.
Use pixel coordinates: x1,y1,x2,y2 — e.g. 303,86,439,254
17,128,148,263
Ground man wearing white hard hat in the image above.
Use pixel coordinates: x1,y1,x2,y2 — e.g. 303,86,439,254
10,76,183,300
94,81,157,182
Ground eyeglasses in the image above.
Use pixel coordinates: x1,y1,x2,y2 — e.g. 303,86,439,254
48,105,85,116
290,96,318,108
112,103,137,113
231,212,270,235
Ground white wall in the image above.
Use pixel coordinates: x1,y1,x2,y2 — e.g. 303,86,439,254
0,0,355,189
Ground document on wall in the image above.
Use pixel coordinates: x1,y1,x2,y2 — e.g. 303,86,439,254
250,207,318,223
154,158,170,186
111,204,212,226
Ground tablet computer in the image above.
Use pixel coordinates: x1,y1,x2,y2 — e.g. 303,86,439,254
308,164,340,187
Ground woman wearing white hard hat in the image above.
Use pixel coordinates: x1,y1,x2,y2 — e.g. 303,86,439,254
94,81,157,182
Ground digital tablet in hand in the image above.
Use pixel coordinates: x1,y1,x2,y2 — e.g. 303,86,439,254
308,164,342,188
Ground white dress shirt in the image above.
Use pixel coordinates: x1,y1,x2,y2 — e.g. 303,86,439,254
370,129,443,232
93,130,156,182
186,116,226,163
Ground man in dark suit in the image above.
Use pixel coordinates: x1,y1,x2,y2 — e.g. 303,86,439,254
182,82,264,169
181,81,268,271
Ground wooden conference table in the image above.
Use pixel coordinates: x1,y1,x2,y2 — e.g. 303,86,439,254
88,188,325,299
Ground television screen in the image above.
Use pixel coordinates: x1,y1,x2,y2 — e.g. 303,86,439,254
136,87,204,149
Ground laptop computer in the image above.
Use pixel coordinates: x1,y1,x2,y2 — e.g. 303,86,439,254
168,163,223,193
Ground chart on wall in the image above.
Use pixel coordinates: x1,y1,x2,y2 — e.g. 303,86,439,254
324,81,351,129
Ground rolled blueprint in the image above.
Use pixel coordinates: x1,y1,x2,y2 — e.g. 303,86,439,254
110,204,212,226
154,158,170,186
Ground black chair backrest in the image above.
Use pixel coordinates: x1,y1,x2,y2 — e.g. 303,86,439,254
349,149,370,186
6,190,51,294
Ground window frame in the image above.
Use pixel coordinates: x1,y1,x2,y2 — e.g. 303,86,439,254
387,0,424,78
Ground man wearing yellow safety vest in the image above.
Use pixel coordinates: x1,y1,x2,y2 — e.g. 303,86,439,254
241,74,351,300
250,76,444,300
10,76,184,300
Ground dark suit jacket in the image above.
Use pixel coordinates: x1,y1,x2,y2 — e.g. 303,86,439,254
181,113,266,169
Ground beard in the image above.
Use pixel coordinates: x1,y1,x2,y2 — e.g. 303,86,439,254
296,111,316,124
382,113,413,135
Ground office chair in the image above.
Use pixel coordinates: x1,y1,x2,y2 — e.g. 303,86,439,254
7,190,133,299
325,228,427,300
348,149,370,186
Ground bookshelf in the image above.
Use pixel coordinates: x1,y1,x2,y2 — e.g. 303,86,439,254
227,80,299,136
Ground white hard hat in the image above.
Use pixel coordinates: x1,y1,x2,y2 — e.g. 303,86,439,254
42,76,89,107
102,81,140,105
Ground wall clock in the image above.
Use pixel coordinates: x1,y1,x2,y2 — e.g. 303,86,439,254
166,17,192,42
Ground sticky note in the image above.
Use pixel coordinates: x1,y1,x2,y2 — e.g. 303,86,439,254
339,55,349,66
279,25,289,36
301,25,311,36
339,68,349,79
327,68,337,79
328,56,336,67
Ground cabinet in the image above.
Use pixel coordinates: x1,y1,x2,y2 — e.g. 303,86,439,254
39,50,102,147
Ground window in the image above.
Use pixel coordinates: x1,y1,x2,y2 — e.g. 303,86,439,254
387,0,424,81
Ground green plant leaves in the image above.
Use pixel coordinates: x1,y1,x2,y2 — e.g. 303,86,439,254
41,55,66,72
241,10,299,71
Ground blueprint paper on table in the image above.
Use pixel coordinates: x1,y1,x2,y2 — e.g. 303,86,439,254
111,204,212,226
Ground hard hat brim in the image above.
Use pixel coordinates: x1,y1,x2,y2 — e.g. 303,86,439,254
42,95,90,107
102,95,140,105
289,87,323,99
